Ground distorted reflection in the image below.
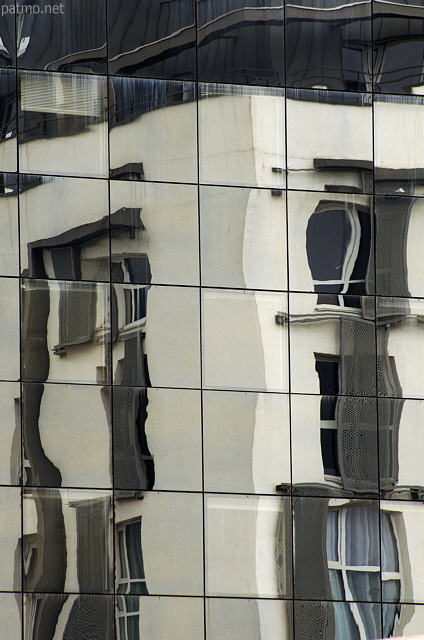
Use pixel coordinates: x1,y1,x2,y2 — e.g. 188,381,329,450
197,0,284,86
23,488,112,593
24,594,113,640
206,494,291,598
200,185,287,290
0,173,18,275
108,0,196,80
199,83,285,188
0,70,17,172
109,77,197,184
207,598,291,640
0,6,15,67
17,0,107,73
18,71,108,177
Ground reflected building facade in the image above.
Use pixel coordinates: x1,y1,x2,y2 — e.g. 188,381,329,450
1,1,424,639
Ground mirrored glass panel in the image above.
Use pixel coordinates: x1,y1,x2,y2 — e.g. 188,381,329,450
22,382,111,489
207,598,292,640
112,284,200,389
203,390,290,494
112,387,202,492
17,0,107,73
0,276,20,381
24,593,113,640
294,600,381,640
23,488,113,593
206,494,292,598
374,94,424,197
377,296,424,400
197,0,284,86
110,180,199,287
383,603,424,638
200,185,287,291
291,394,378,497
381,398,424,500
285,0,372,91
0,174,18,276
0,487,21,591
115,491,203,596
289,292,377,397
0,593,21,640
109,77,197,184
20,175,109,280
199,83,285,188
373,0,424,94
293,497,380,602
0,70,17,172
117,596,203,640
0,381,20,485
108,0,195,80
380,500,424,604
286,90,373,193
0,3,15,67
376,193,424,298
18,71,108,178
21,279,111,385
202,289,288,392
288,190,374,295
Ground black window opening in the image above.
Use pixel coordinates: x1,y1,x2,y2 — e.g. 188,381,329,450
315,355,341,479
306,203,372,309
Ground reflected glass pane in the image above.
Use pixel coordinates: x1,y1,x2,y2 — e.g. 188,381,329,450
373,0,424,94
199,83,285,188
23,488,113,593
293,497,380,602
0,487,21,591
109,77,197,184
115,491,203,596
0,3,15,67
0,593,21,640
288,190,374,294
24,594,113,640
17,0,106,73
383,603,424,638
0,277,19,381
197,0,284,86
0,381,20,485
110,180,199,287
203,390,290,494
202,289,288,392
200,185,287,290
289,292,377,397
108,0,195,80
291,394,378,497
113,387,201,492
20,175,109,280
207,598,292,640
377,296,424,400
116,595,203,640
374,94,424,196
0,174,18,275
18,71,108,178
286,0,372,91
0,70,17,172
287,90,373,193
112,284,200,389
21,279,111,385
23,382,111,488
206,494,292,598
294,600,381,640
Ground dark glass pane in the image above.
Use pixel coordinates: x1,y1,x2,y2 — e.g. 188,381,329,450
108,0,195,80
0,3,15,67
373,0,424,94
286,0,372,91
197,0,284,86
17,0,106,73
125,521,145,580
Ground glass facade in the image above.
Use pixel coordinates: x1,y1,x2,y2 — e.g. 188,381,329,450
1,1,424,639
